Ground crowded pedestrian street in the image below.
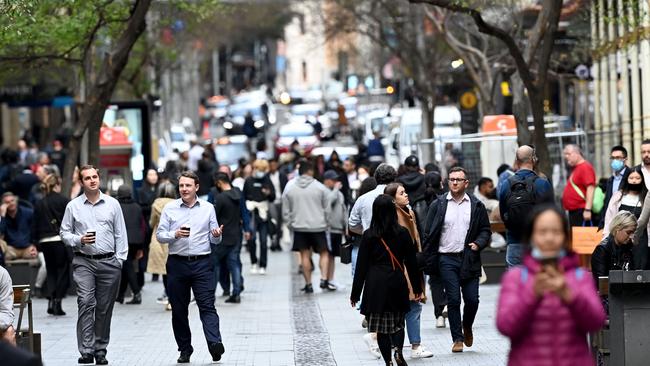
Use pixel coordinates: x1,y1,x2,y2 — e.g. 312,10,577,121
35,250,508,366
2,1,649,366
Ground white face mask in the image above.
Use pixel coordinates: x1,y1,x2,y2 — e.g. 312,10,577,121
358,173,369,181
254,171,265,179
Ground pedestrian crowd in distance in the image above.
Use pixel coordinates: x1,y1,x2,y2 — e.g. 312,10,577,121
2,136,647,366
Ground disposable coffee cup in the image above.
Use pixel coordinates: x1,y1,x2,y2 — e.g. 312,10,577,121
86,230,96,244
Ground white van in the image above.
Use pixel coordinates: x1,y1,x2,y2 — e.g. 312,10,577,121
388,106,461,166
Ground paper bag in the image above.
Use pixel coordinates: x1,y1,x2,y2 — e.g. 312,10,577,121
571,226,602,255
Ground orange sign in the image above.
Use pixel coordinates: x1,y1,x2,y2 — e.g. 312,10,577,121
100,127,131,146
482,115,516,135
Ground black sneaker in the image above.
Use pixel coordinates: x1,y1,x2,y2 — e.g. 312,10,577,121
95,354,108,365
225,295,240,303
78,354,94,364
208,342,225,362
177,351,192,363
301,284,314,294
320,279,328,289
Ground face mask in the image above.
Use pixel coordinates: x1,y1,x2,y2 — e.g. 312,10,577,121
531,247,567,261
254,171,265,179
358,173,369,181
628,183,643,192
611,159,625,172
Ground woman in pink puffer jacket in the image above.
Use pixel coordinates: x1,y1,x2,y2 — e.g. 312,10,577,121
496,205,606,366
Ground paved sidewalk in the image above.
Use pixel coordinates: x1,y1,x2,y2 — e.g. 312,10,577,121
32,250,508,365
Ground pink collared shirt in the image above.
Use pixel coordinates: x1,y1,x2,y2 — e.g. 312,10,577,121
439,192,471,253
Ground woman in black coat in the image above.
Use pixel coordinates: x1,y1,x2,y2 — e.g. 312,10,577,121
32,174,70,316
115,184,146,304
351,194,422,366
592,210,636,287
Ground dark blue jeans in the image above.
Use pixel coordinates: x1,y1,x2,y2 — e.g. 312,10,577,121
505,243,525,268
211,243,242,296
439,255,479,342
166,255,222,353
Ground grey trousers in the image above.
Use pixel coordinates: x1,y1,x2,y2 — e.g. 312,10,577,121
72,255,122,356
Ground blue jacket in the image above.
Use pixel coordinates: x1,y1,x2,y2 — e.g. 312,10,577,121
498,169,554,244
0,206,34,249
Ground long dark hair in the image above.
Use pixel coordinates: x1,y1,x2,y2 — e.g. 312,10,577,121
368,194,400,238
521,204,571,248
619,165,647,202
424,171,443,204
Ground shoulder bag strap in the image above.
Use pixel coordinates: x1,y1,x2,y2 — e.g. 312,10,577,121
380,238,404,272
569,175,586,201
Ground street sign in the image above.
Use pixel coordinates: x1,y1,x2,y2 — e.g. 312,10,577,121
575,64,589,80
460,91,478,110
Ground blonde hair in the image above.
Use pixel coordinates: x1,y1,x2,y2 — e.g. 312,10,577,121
253,159,269,173
609,211,638,236
40,174,60,195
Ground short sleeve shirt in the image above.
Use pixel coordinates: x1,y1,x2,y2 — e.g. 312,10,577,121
562,161,596,211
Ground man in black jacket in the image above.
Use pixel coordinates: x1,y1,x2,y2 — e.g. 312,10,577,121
599,145,629,229
212,172,251,303
422,167,491,354
397,155,427,229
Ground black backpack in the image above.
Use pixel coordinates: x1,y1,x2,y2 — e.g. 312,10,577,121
503,175,537,236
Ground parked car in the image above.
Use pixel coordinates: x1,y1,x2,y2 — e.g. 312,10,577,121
169,124,191,153
275,123,318,156
213,135,249,172
290,103,335,139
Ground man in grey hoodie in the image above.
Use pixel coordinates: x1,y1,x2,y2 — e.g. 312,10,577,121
282,160,330,293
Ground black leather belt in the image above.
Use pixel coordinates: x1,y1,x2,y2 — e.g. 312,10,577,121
75,252,115,260
170,254,210,261
439,252,464,258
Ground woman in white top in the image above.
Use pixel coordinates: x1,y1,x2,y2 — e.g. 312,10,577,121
603,166,650,269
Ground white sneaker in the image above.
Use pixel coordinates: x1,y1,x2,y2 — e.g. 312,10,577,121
250,264,259,274
411,345,434,358
259,267,266,275
436,316,446,328
442,305,448,318
362,333,381,359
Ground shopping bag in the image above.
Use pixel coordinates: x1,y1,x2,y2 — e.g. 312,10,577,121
571,221,601,255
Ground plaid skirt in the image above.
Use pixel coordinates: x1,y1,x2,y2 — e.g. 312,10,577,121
367,312,405,334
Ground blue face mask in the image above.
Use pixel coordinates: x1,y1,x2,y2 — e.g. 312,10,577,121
531,247,567,261
611,159,625,172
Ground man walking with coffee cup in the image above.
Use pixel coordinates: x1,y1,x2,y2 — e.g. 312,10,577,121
60,165,128,365
156,171,225,363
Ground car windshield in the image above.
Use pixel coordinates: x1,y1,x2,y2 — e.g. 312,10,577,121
215,143,248,164
171,131,185,142
279,124,314,137
291,105,320,116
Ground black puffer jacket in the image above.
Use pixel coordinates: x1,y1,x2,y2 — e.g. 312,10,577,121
32,192,69,242
591,235,633,287
398,171,426,203
118,197,145,246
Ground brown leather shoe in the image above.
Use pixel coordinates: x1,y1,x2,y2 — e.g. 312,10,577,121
463,325,473,347
452,341,463,353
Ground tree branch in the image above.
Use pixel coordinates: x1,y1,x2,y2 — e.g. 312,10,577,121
408,0,536,94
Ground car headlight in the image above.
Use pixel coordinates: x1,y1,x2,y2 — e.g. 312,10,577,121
223,122,233,129
254,120,265,129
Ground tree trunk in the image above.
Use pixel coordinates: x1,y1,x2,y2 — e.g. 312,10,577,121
511,72,532,146
61,0,152,197
529,89,552,178
421,94,436,164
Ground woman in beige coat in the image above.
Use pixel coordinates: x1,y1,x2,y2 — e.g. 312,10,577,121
384,182,433,359
147,182,177,308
